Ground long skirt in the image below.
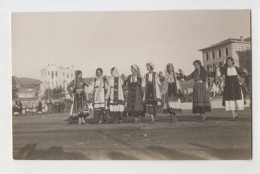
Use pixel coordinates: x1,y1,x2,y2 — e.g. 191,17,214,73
70,89,89,119
93,87,107,119
192,82,211,114
109,100,124,120
163,82,182,114
145,82,160,115
126,82,144,117
223,76,244,111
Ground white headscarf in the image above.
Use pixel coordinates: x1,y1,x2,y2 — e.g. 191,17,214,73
146,62,155,70
111,67,120,77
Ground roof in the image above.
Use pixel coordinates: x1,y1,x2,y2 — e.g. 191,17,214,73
199,37,251,51
17,87,35,93
12,76,20,89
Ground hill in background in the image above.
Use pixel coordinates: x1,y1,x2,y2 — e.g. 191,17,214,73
17,77,40,87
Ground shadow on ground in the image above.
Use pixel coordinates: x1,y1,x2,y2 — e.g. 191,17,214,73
145,146,204,160
188,143,252,160
14,143,89,160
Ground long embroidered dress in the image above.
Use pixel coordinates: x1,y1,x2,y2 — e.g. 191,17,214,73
67,78,90,118
161,72,182,113
220,66,244,111
143,72,161,114
106,76,125,119
124,75,144,117
183,69,211,114
93,77,107,118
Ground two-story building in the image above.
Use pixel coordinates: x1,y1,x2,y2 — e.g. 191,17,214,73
40,64,75,98
199,36,251,72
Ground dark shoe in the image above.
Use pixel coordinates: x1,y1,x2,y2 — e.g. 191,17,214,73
114,118,118,124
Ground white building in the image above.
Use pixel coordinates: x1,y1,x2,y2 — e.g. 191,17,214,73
199,36,251,71
40,64,75,98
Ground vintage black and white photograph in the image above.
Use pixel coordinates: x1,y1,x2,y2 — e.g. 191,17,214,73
11,10,252,160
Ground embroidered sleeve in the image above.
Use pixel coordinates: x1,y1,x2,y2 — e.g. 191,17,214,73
105,81,111,100
155,72,161,85
183,71,194,81
123,76,130,86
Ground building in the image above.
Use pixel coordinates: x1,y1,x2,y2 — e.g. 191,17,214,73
199,36,251,72
40,64,75,98
12,76,40,101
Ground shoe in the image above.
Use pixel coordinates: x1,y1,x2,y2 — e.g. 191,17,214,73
202,115,206,121
114,118,118,124
235,113,238,119
133,118,138,124
150,119,155,124
98,120,103,125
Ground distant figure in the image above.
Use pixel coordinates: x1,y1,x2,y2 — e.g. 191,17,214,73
44,101,48,113
48,100,53,113
18,101,23,114
38,101,42,113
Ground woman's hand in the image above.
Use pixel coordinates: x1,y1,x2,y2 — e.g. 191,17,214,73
178,69,184,75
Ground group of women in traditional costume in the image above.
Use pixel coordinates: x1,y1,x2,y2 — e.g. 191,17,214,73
67,57,246,125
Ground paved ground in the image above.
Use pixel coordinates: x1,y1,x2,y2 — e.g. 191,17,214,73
13,108,252,160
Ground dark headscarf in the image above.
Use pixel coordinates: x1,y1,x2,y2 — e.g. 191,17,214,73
75,70,82,76
193,60,208,82
96,68,103,76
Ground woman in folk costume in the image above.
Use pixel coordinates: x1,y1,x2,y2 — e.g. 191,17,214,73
105,67,125,124
124,64,145,124
93,68,108,124
143,62,162,124
216,57,245,120
67,70,91,124
160,63,182,123
179,60,211,121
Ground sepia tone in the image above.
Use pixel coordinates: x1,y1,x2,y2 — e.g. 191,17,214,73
12,10,251,160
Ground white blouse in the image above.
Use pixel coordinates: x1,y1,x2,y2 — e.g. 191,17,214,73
227,67,238,76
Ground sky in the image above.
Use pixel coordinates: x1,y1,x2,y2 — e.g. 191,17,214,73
11,10,250,79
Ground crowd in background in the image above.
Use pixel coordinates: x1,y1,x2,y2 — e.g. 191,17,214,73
12,99,72,116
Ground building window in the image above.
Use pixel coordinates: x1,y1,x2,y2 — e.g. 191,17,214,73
205,52,209,60
48,71,50,75
225,47,229,56
51,71,54,79
56,71,57,76
218,49,221,58
212,51,215,59
67,74,69,78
